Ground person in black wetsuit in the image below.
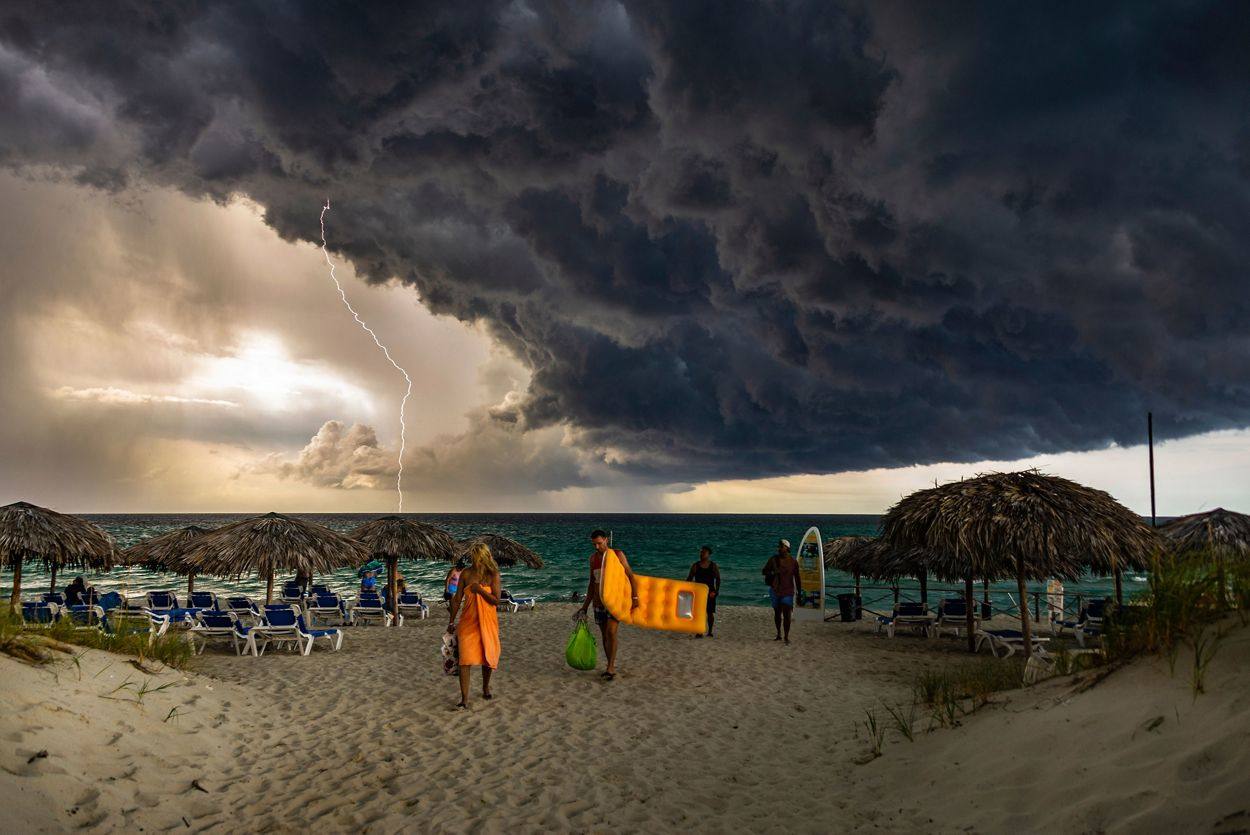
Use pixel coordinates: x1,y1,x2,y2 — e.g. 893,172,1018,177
686,545,721,637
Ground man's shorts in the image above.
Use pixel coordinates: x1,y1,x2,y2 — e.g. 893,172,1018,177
769,590,794,608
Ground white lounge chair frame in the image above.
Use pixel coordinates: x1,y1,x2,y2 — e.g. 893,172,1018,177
975,629,1051,659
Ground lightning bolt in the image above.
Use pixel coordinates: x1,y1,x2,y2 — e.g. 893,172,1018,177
319,199,413,512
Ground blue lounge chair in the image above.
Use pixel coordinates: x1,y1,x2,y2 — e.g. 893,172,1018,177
876,601,933,638
146,590,179,612
278,582,304,605
353,592,393,626
499,590,536,612
21,601,60,625
310,583,332,596
41,592,67,607
97,591,124,611
106,608,171,643
65,604,106,630
931,598,981,639
1051,598,1110,643
187,591,218,610
187,611,249,655
296,614,343,654
246,606,305,656
225,596,263,625
396,591,429,622
306,593,351,626
975,628,1051,658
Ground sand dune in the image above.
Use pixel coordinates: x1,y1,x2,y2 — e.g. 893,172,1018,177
3,606,1248,832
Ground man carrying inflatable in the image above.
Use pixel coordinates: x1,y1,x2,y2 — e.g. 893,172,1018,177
576,529,639,681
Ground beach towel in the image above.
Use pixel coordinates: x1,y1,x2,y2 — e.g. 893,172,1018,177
565,616,598,670
455,588,501,669
441,631,459,675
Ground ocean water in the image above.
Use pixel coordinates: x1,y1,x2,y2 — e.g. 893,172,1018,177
4,513,1136,614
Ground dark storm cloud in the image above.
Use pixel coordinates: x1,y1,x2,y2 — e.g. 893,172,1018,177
3,0,1249,485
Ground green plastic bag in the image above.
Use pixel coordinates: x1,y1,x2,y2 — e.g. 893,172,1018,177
565,618,598,671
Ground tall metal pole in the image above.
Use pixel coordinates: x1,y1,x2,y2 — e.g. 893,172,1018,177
1147,412,1157,528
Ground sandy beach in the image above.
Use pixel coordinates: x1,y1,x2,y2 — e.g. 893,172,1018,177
4,605,1250,833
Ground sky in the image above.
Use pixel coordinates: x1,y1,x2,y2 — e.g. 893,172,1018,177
0,2,1247,515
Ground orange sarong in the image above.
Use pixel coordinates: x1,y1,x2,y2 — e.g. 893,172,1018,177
456,590,500,669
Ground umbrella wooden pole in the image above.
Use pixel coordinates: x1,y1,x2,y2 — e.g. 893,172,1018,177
854,571,861,597
1015,557,1033,659
1113,568,1122,607
964,577,976,653
188,573,195,594
918,571,928,605
49,562,58,595
9,555,22,614
265,570,274,604
982,580,991,616
386,555,399,626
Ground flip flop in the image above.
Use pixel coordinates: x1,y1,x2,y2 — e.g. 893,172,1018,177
482,692,494,700
602,671,616,681
457,701,468,710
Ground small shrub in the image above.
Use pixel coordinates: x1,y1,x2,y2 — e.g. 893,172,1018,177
883,701,916,742
862,707,886,757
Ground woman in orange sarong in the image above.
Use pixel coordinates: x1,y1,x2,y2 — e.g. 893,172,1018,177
447,542,502,709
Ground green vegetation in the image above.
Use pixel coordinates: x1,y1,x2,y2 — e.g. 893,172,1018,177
862,707,886,758
1103,549,1247,698
0,612,193,669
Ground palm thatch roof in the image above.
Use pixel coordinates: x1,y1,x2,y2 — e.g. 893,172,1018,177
0,501,116,570
879,471,1157,582
823,536,880,576
121,525,214,574
181,512,369,578
455,534,544,569
351,517,457,562
1159,508,1250,562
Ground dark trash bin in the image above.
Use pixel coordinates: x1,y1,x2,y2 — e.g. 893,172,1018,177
837,593,862,622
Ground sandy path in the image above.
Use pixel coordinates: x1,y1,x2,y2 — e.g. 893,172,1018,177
195,605,953,833
9,606,1244,832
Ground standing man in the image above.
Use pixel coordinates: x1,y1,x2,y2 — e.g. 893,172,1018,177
763,539,801,644
576,529,639,681
686,545,721,638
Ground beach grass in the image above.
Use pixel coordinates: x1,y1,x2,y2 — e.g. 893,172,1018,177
0,613,193,669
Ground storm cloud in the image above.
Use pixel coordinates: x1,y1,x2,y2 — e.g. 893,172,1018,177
3,0,1248,487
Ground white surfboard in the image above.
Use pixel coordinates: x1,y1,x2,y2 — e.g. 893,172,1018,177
793,526,825,622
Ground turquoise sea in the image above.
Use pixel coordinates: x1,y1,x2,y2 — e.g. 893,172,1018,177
5,513,1141,615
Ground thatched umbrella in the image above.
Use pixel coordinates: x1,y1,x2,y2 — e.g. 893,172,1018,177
1159,508,1250,561
823,536,877,597
0,501,116,612
880,471,1158,656
1160,508,1250,606
351,517,457,622
181,512,369,603
122,525,214,593
455,534,544,569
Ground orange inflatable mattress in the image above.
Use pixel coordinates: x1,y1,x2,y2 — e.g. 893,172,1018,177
599,548,708,634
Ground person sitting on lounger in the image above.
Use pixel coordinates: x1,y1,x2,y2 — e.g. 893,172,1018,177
360,570,378,593
65,576,88,607
446,543,501,709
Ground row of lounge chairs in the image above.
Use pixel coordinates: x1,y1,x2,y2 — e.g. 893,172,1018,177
189,606,343,657
278,582,537,616
874,597,1113,657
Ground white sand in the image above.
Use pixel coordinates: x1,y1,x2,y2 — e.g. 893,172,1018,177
2,606,1248,832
